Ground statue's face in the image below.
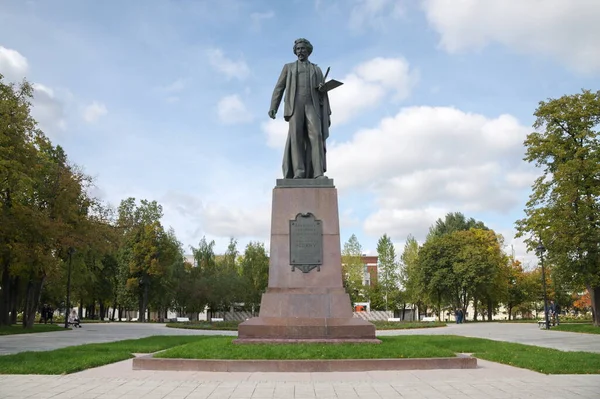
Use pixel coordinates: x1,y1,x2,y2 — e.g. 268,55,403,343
295,43,309,61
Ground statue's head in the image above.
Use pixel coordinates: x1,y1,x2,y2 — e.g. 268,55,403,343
293,38,313,61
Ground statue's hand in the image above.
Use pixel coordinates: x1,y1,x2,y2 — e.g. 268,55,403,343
317,83,325,92
268,110,276,119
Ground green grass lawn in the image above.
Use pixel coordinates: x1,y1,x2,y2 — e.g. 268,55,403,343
2,334,599,375
0,336,204,375
156,335,600,374
166,320,446,331
551,324,600,334
0,324,69,335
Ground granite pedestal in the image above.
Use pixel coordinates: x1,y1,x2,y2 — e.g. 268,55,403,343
235,178,378,343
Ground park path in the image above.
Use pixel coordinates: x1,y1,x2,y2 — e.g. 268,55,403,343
0,322,235,355
378,322,600,353
1,322,599,398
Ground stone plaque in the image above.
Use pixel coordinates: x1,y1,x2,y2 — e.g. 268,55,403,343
289,213,323,273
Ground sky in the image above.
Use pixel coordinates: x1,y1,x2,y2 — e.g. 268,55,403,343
1,0,599,267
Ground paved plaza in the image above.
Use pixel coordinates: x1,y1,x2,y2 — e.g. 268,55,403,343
1,322,599,398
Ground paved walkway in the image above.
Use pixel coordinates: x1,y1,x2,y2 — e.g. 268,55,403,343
0,323,235,355
378,322,600,353
1,323,599,398
1,358,599,398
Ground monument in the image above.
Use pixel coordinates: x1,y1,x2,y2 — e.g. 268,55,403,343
235,38,378,343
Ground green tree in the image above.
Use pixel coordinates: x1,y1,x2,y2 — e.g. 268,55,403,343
376,233,400,311
240,241,269,314
427,212,487,240
516,89,600,326
341,234,364,305
400,234,424,320
0,76,42,326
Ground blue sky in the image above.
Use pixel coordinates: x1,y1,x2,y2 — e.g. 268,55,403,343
1,0,599,265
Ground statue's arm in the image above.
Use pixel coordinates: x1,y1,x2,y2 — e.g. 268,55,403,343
269,64,288,116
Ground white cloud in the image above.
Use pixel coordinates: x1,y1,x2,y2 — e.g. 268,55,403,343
82,101,108,123
364,207,449,241
200,202,271,239
207,48,250,80
325,105,534,240
421,0,600,73
31,83,67,135
330,57,418,125
217,94,253,125
349,0,404,31
0,46,29,82
262,119,288,149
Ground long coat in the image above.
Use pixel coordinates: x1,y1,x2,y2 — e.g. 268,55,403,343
270,61,332,178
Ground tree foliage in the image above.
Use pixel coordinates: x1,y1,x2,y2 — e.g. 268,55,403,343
341,234,364,305
376,234,400,310
516,89,600,326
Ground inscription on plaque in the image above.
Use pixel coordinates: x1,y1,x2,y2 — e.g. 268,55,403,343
289,213,323,273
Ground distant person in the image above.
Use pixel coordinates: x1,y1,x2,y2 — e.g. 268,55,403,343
46,305,54,324
553,302,561,326
548,300,557,326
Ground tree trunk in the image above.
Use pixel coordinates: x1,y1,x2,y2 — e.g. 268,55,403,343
139,278,149,323
473,296,478,321
23,276,45,328
401,303,406,321
0,259,11,326
111,299,117,321
508,305,513,321
487,299,493,321
9,275,19,325
587,285,600,327
99,301,106,320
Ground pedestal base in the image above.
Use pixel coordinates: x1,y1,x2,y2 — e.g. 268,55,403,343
235,316,378,343
236,183,378,344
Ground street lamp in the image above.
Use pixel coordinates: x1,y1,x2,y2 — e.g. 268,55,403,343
64,247,75,329
536,242,550,330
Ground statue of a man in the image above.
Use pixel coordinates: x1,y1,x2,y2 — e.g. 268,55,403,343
268,38,331,179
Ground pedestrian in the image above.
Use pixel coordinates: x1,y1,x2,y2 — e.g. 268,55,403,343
549,300,556,326
46,305,54,324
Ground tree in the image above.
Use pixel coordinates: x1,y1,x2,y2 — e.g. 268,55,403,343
117,198,168,322
400,234,424,320
516,89,600,326
341,234,364,305
240,241,269,313
427,212,487,240
0,76,42,326
376,234,399,311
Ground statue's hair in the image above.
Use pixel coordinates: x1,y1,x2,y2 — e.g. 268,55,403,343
293,38,313,56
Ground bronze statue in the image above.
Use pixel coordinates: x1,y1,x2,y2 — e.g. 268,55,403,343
269,38,342,179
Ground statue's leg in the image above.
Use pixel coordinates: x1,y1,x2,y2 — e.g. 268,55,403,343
305,104,324,178
288,106,306,178
282,133,293,178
